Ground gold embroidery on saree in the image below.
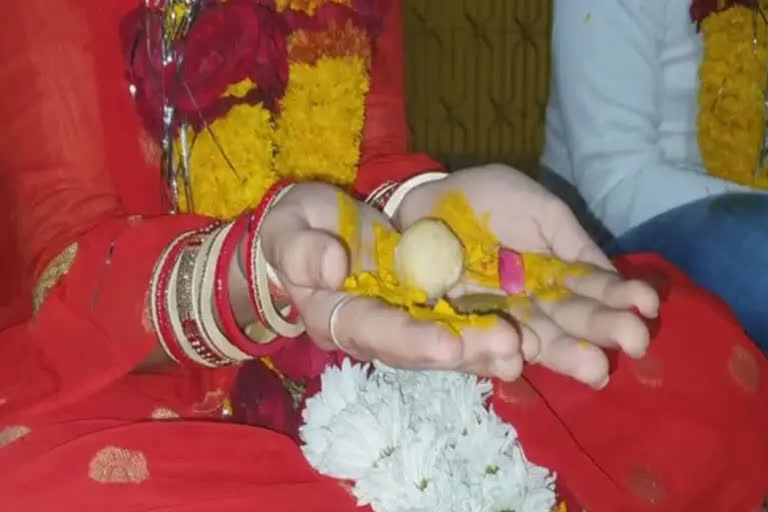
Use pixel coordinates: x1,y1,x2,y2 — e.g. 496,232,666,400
0,425,31,448
89,446,149,484
33,243,78,313
151,407,180,420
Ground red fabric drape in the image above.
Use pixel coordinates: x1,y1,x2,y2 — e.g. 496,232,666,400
496,254,768,511
0,1,766,511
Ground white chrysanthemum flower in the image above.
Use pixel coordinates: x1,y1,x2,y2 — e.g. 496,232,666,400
301,358,369,427
355,426,456,512
300,359,372,466
453,411,515,476
301,359,557,512
304,395,409,480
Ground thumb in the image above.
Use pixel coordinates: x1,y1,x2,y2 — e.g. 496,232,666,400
268,228,349,290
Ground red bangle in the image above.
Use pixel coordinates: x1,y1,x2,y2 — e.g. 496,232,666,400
243,179,296,325
245,180,305,337
252,233,305,337
213,217,283,357
194,223,253,361
151,230,198,366
213,179,295,355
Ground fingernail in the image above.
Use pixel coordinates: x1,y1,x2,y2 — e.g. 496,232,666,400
594,375,610,390
631,308,661,340
499,248,525,294
519,324,541,363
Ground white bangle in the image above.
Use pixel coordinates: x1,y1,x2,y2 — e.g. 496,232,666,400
262,185,295,294
167,245,220,367
149,232,189,364
194,224,252,363
254,235,306,338
382,171,448,217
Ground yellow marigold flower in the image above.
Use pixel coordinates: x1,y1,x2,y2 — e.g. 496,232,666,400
178,103,278,219
274,56,368,187
699,6,768,188
288,21,372,66
224,78,258,99
276,0,352,15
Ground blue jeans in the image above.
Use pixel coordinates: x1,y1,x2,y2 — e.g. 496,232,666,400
605,193,768,354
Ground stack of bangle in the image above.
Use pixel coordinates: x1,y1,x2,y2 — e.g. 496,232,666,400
149,172,449,367
149,180,303,367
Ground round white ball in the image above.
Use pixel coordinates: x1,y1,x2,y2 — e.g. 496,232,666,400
394,218,465,300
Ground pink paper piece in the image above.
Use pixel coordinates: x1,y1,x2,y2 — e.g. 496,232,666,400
499,248,525,295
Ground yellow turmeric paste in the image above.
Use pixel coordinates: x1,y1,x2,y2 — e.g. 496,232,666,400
337,190,588,334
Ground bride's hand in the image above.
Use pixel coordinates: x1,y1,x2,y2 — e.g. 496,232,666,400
258,182,531,380
394,164,660,388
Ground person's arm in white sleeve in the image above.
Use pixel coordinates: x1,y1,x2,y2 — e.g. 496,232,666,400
550,0,743,236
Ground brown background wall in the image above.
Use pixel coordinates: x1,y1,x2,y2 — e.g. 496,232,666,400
403,0,553,172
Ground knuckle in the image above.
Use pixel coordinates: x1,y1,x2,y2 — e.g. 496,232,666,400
545,196,575,222
495,358,523,382
489,332,518,360
615,310,648,337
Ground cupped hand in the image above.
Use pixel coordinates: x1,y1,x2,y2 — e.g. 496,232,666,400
394,164,660,388
258,182,530,380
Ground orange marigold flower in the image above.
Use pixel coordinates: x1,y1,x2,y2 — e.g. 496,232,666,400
288,21,371,66
276,0,352,15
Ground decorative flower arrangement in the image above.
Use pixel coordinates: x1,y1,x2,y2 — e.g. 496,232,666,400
691,0,768,188
123,1,566,510
123,0,384,216
301,360,557,512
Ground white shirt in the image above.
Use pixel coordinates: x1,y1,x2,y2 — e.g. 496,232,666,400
541,0,755,237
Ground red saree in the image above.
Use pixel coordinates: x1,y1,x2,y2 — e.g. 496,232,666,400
0,0,766,511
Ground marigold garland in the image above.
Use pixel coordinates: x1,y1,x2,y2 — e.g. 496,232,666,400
698,3,768,188
178,102,278,219
176,14,371,219
273,56,369,186
276,0,352,15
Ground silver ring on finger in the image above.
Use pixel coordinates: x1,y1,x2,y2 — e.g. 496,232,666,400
329,295,357,353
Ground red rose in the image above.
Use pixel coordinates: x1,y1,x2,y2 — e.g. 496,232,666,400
231,360,300,440
269,335,347,382
123,0,289,137
690,0,759,25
